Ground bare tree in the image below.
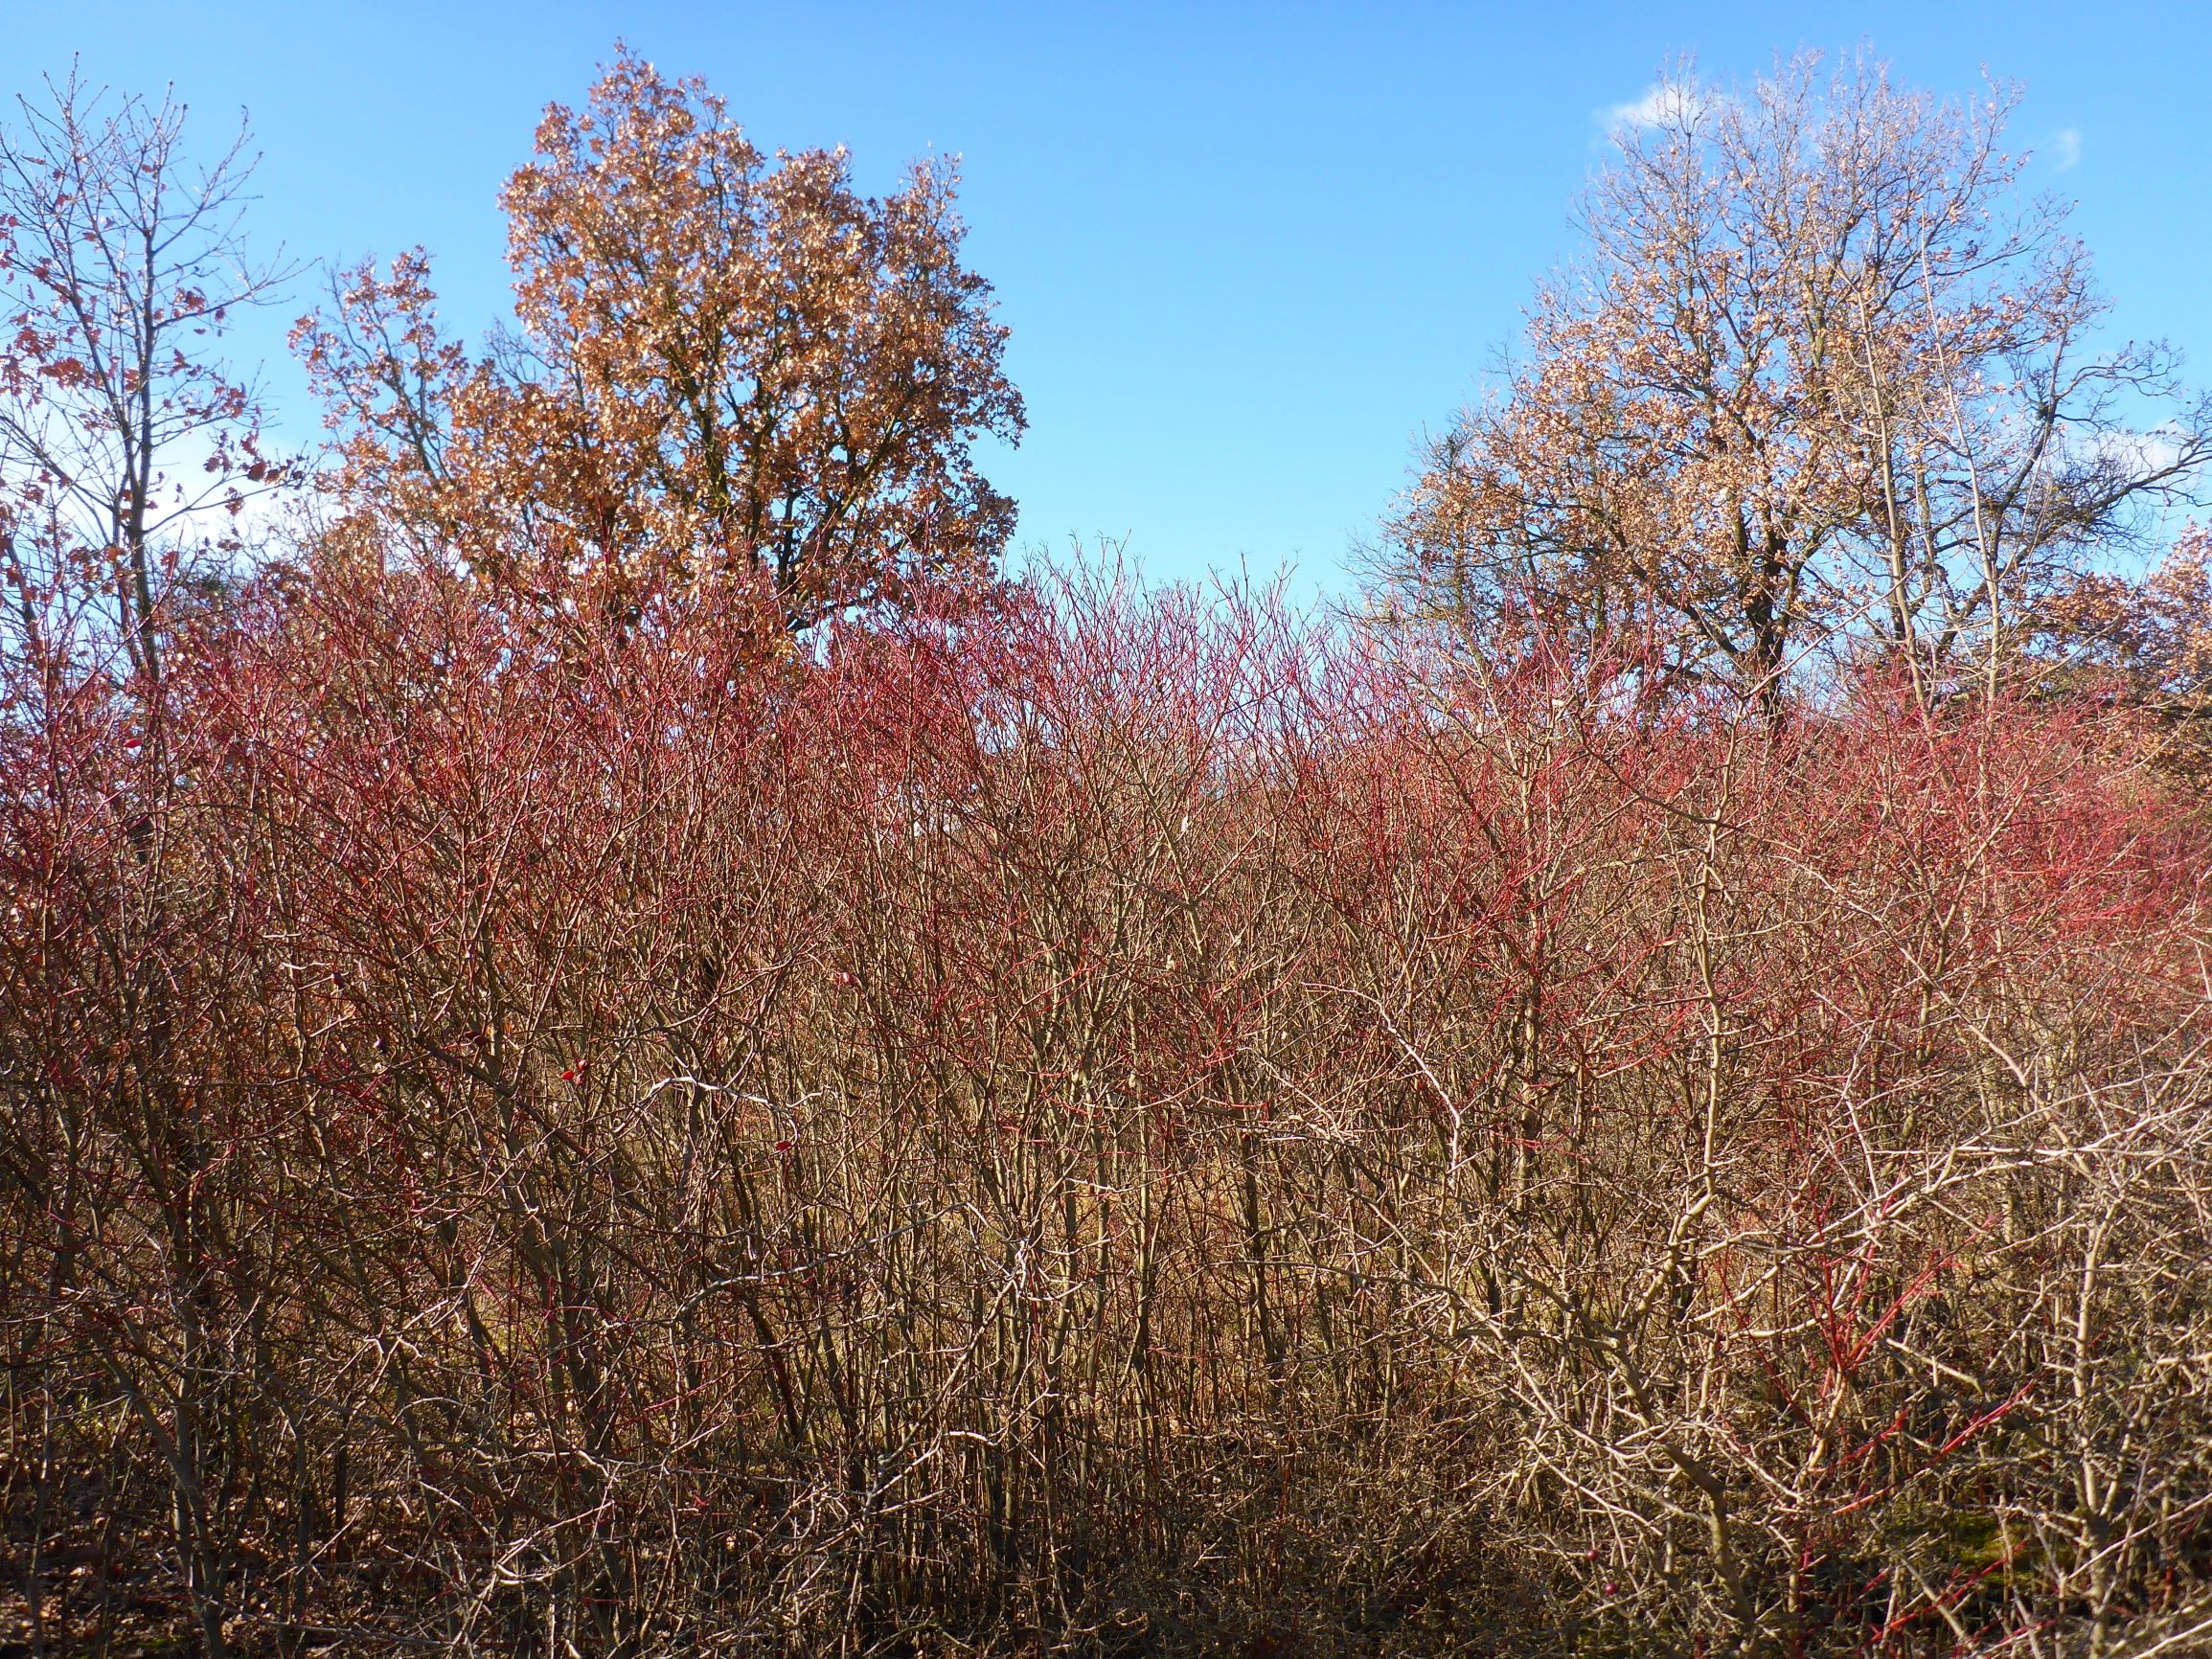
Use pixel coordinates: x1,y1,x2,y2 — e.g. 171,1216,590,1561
1381,51,2210,714
0,67,292,1659
0,63,291,689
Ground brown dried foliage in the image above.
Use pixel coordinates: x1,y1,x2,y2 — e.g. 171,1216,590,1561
294,49,1023,633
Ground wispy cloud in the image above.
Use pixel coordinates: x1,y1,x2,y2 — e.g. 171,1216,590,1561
2052,127,2083,171
2087,426,2180,477
1599,81,1706,138
2044,422,2185,483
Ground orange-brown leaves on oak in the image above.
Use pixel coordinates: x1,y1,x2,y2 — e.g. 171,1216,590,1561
2032,528,2212,784
2036,528,2212,701
298,49,1023,632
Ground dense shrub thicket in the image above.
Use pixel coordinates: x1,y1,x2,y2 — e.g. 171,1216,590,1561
5,565,2210,1656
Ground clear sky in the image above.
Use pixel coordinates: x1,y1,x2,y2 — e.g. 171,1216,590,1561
10,2,2207,597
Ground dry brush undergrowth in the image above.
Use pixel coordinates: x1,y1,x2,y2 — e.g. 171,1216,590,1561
5,572,2211,1656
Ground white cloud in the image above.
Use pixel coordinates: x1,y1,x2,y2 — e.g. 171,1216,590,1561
2052,127,2083,172
2051,423,2184,480
1600,81,1706,138
2095,427,2180,476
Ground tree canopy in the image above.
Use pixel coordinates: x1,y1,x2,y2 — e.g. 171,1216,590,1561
1382,52,2209,715
297,48,1024,632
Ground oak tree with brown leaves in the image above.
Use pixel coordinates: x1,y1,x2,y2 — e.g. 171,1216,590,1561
297,49,1024,631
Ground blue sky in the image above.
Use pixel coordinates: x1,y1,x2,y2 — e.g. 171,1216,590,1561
11,2,2207,596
